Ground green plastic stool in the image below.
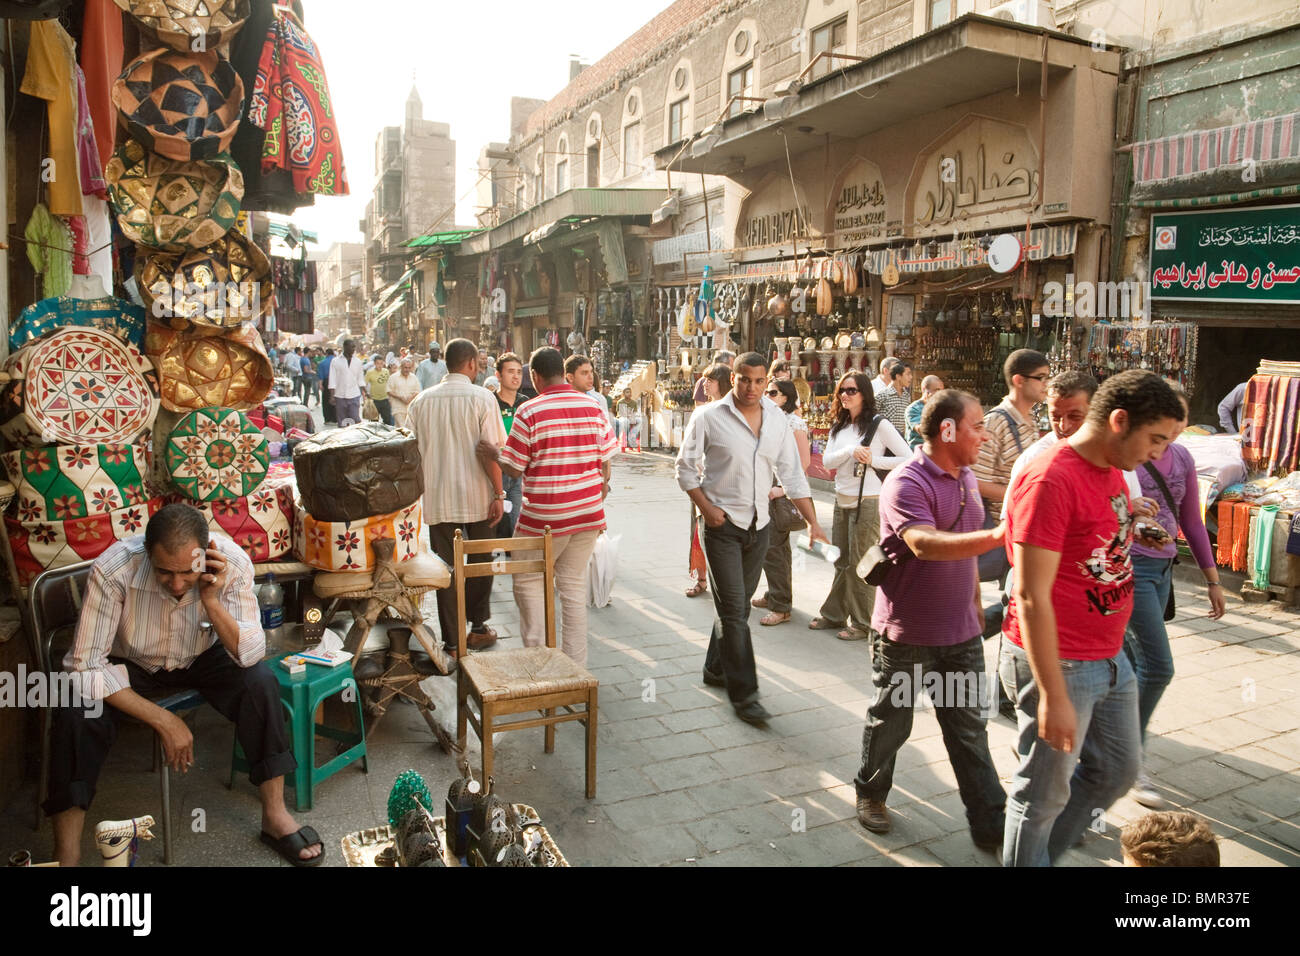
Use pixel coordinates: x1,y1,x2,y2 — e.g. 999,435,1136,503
229,653,368,811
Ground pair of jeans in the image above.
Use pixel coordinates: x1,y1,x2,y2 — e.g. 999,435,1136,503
855,633,1006,841
818,498,880,630
496,474,523,538
43,645,295,815
513,528,600,667
373,397,394,426
702,518,769,707
1123,554,1175,741
760,523,792,614
428,519,497,648
999,641,1141,866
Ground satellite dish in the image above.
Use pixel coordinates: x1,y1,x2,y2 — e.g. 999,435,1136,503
987,234,1024,274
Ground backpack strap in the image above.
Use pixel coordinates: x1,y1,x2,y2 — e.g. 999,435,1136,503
991,408,1026,456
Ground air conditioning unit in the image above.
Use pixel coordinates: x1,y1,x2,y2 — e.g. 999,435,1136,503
986,0,1057,29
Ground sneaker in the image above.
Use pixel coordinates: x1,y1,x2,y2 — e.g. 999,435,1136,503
856,797,891,833
1131,773,1166,809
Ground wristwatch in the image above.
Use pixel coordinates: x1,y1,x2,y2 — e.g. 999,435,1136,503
495,492,507,500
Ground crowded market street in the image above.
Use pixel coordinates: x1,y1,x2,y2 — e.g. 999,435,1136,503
3,447,1294,868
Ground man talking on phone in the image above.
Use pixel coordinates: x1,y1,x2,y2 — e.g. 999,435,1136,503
44,503,323,866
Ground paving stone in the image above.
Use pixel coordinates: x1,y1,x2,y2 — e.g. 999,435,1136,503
1234,778,1300,819
602,790,705,830
687,775,783,813
643,731,716,762
643,753,726,791
1213,743,1300,780
1156,757,1260,800
710,741,794,776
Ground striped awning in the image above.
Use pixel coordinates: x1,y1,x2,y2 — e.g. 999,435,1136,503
1132,111,1300,186
865,224,1078,275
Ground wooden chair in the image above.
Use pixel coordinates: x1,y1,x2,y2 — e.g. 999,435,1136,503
452,529,598,799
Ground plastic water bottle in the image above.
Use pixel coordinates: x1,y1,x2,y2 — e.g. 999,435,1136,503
794,533,841,564
258,573,284,646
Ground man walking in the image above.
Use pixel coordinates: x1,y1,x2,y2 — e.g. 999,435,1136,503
906,374,944,448
406,338,506,654
492,352,529,537
675,352,829,725
1000,370,1184,866
328,338,366,426
416,342,448,391
480,347,617,667
874,359,909,438
298,348,313,405
365,355,393,425
317,347,336,424
853,389,1007,848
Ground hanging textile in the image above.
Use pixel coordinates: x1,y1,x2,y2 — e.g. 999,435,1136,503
80,0,125,172
20,19,83,217
247,5,349,195
24,202,73,298
1242,373,1300,475
73,65,107,199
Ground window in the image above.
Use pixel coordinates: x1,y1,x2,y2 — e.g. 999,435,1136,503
555,159,568,193
727,63,753,119
668,98,687,144
516,181,525,212
929,0,957,29
809,17,848,80
622,122,641,178
586,143,600,186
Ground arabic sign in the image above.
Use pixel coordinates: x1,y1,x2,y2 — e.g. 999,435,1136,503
832,159,888,245
912,118,1040,226
1149,205,1300,304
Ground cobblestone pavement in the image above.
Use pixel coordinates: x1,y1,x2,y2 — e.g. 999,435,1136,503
4,451,1297,867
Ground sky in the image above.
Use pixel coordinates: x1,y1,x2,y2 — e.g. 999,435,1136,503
290,0,676,251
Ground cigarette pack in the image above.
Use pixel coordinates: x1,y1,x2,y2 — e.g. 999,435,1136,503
280,656,307,675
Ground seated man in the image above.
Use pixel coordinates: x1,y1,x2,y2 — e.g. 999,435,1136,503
44,503,323,866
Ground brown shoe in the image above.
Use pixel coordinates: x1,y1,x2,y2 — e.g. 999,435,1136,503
751,595,769,609
856,797,891,833
467,628,498,651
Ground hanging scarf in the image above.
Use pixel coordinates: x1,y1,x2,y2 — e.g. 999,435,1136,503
1217,500,1234,569
247,6,349,196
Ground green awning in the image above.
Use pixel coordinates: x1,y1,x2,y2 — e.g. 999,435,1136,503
404,228,484,248
513,305,550,318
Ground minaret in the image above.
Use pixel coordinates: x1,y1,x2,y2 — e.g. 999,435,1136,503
405,75,422,130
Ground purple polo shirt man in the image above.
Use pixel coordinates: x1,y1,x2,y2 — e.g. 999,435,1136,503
852,389,1007,851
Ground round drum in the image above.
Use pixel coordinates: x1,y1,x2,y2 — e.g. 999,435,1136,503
165,407,269,502
146,323,274,413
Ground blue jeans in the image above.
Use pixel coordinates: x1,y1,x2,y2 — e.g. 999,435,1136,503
702,518,769,707
498,474,523,537
999,641,1141,866
856,633,1006,842
1123,554,1175,741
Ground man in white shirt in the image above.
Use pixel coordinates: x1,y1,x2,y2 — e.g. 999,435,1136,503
416,343,448,391
1217,381,1248,433
45,504,322,866
675,353,829,725
406,338,507,653
328,338,367,426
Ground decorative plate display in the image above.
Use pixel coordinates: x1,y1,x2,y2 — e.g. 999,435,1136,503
112,47,245,163
146,322,273,412
193,483,293,563
136,228,272,327
111,0,250,53
10,295,147,353
819,336,834,350
802,336,817,351
165,407,269,501
3,442,152,524
106,139,244,252
6,497,164,587
0,327,159,447
835,332,853,349
293,500,423,573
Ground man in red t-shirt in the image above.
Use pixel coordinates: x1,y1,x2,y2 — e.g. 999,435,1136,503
481,347,617,667
1000,370,1185,866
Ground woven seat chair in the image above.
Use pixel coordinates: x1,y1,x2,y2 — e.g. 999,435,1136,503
453,529,598,799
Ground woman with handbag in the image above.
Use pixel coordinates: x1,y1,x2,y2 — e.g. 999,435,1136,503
685,364,734,598
752,379,811,625
1125,388,1224,807
809,371,911,641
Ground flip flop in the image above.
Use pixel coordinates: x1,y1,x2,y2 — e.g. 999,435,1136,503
837,626,870,641
260,825,324,867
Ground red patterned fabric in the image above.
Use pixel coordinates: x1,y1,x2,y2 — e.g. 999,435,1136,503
197,483,294,562
246,7,348,196
7,496,163,586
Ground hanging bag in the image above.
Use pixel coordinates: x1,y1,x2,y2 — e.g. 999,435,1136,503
1142,462,1181,621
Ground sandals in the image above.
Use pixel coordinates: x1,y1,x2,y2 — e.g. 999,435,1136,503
837,626,870,641
760,611,791,626
751,596,769,609
260,825,324,867
685,582,708,598
808,617,845,630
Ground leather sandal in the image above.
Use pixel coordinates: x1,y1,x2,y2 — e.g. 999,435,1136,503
260,825,324,867
685,581,708,598
751,595,769,609
837,626,870,641
760,611,791,626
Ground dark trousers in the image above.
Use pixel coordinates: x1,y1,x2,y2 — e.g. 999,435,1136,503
374,397,393,426
760,525,792,613
428,519,496,648
43,644,294,816
702,518,769,707
855,633,1006,842
322,386,336,423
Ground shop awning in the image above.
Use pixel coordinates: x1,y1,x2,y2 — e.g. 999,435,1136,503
461,187,666,254
655,15,1115,176
1130,110,1300,199
865,223,1078,274
374,295,406,323
372,269,414,310
265,220,318,244
404,228,484,248
513,305,550,319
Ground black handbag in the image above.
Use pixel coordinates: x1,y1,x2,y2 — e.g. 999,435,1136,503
769,493,806,534
1142,462,1180,622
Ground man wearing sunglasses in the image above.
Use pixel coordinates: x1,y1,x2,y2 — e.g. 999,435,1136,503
676,353,829,725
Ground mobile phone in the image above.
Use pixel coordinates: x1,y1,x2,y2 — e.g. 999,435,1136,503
1136,522,1172,545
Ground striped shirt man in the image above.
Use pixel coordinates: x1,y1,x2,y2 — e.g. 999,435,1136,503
501,384,618,537
973,397,1040,519
406,372,506,525
65,533,263,699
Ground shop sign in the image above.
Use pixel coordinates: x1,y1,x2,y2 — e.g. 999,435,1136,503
1149,204,1300,304
737,176,817,248
912,119,1039,226
832,160,888,244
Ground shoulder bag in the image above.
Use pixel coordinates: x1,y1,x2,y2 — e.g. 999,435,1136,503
1142,462,1180,622
849,415,885,516
858,481,969,586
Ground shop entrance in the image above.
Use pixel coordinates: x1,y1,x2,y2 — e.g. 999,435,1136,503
1193,326,1300,427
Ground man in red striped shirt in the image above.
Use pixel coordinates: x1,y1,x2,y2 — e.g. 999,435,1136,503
479,347,617,666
